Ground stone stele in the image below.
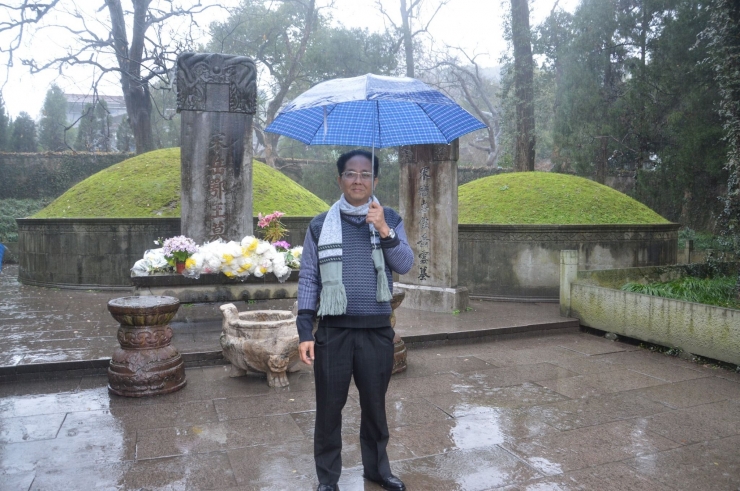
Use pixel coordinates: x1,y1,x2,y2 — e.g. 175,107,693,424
219,304,301,387
396,141,469,312
177,52,257,244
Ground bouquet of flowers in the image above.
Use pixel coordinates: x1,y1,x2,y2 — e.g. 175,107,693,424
158,235,198,269
132,233,302,281
257,211,287,243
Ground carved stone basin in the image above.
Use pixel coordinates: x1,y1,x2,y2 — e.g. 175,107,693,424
107,296,186,397
219,304,300,387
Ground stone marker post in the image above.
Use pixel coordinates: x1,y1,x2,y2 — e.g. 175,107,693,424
684,239,694,264
560,250,578,317
176,53,257,244
395,141,469,312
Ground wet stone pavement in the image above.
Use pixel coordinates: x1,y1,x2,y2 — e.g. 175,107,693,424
0,265,576,371
2,267,740,490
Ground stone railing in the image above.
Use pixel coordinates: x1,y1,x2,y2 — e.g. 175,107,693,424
17,218,680,300
16,217,311,289
458,223,680,301
560,250,740,365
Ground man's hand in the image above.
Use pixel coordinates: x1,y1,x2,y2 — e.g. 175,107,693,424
366,201,390,237
299,341,315,365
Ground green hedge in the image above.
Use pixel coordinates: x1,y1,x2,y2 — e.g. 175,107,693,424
0,199,50,242
0,152,132,200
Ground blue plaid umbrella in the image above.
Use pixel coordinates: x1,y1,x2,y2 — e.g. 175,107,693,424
264,74,486,148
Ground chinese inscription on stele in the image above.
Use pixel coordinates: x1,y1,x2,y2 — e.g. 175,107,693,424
417,166,431,281
207,133,228,241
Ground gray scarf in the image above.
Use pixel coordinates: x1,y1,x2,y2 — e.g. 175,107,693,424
316,195,393,317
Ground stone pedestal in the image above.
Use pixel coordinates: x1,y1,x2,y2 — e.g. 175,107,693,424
396,141,468,312
107,296,186,397
390,291,407,374
177,52,257,244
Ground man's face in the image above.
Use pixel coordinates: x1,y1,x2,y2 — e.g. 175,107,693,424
338,155,378,206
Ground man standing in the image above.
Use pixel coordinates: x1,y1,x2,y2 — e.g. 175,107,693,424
297,150,414,491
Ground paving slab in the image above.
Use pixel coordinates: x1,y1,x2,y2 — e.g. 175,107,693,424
3,266,740,490
0,265,578,377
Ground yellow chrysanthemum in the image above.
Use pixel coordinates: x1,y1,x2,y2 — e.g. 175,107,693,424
247,238,259,252
223,254,234,264
224,271,235,278
259,266,267,274
185,257,196,269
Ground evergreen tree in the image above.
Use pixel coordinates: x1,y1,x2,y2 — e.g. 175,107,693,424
115,117,135,152
75,100,112,151
510,0,536,171
38,84,68,151
0,94,8,151
705,0,740,297
10,112,37,152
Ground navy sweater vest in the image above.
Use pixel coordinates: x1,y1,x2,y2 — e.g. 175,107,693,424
309,207,402,328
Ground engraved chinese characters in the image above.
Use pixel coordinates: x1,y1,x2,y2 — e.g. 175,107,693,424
417,166,431,281
396,142,469,312
207,133,228,241
177,53,257,244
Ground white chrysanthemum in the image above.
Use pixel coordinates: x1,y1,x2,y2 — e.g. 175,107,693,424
255,241,271,255
144,248,168,269
240,235,256,247
187,252,204,270
131,258,150,276
202,251,222,273
224,241,243,258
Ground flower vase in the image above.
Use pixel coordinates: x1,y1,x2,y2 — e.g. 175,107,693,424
175,261,186,274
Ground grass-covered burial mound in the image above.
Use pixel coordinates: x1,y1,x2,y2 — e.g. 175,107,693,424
458,172,669,225
33,148,329,218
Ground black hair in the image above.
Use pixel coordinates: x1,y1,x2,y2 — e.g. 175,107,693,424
336,149,380,177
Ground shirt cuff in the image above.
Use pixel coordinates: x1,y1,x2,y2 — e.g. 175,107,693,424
296,310,316,343
379,233,400,248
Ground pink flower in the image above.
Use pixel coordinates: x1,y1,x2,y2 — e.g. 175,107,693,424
272,240,291,251
258,211,285,229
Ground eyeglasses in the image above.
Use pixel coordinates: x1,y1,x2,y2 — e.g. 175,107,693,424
341,171,374,181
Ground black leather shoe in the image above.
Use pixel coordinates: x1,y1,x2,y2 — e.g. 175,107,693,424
317,485,338,491
364,474,406,491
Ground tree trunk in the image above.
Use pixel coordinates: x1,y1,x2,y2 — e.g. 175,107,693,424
123,81,154,154
596,136,608,184
400,0,415,78
511,0,535,171
259,0,316,167
106,0,155,154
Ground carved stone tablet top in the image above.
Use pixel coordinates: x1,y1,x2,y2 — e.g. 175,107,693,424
176,52,257,114
398,140,459,164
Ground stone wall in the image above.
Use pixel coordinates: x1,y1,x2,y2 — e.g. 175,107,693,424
16,217,312,289
562,261,740,365
458,223,681,301
0,152,132,199
18,218,680,296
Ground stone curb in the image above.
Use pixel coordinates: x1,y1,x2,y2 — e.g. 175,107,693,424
0,319,579,381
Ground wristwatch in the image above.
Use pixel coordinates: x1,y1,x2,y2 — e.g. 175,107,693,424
385,228,396,240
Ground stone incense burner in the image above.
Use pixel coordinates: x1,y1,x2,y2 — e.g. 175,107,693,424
219,304,300,387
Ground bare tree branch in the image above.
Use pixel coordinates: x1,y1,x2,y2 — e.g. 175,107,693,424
1,0,224,153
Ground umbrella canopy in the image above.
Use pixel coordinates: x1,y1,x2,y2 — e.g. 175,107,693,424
265,74,486,148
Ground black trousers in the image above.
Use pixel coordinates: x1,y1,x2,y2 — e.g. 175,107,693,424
313,325,395,485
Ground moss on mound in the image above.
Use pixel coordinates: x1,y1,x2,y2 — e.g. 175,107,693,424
33,148,329,218
458,172,669,225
